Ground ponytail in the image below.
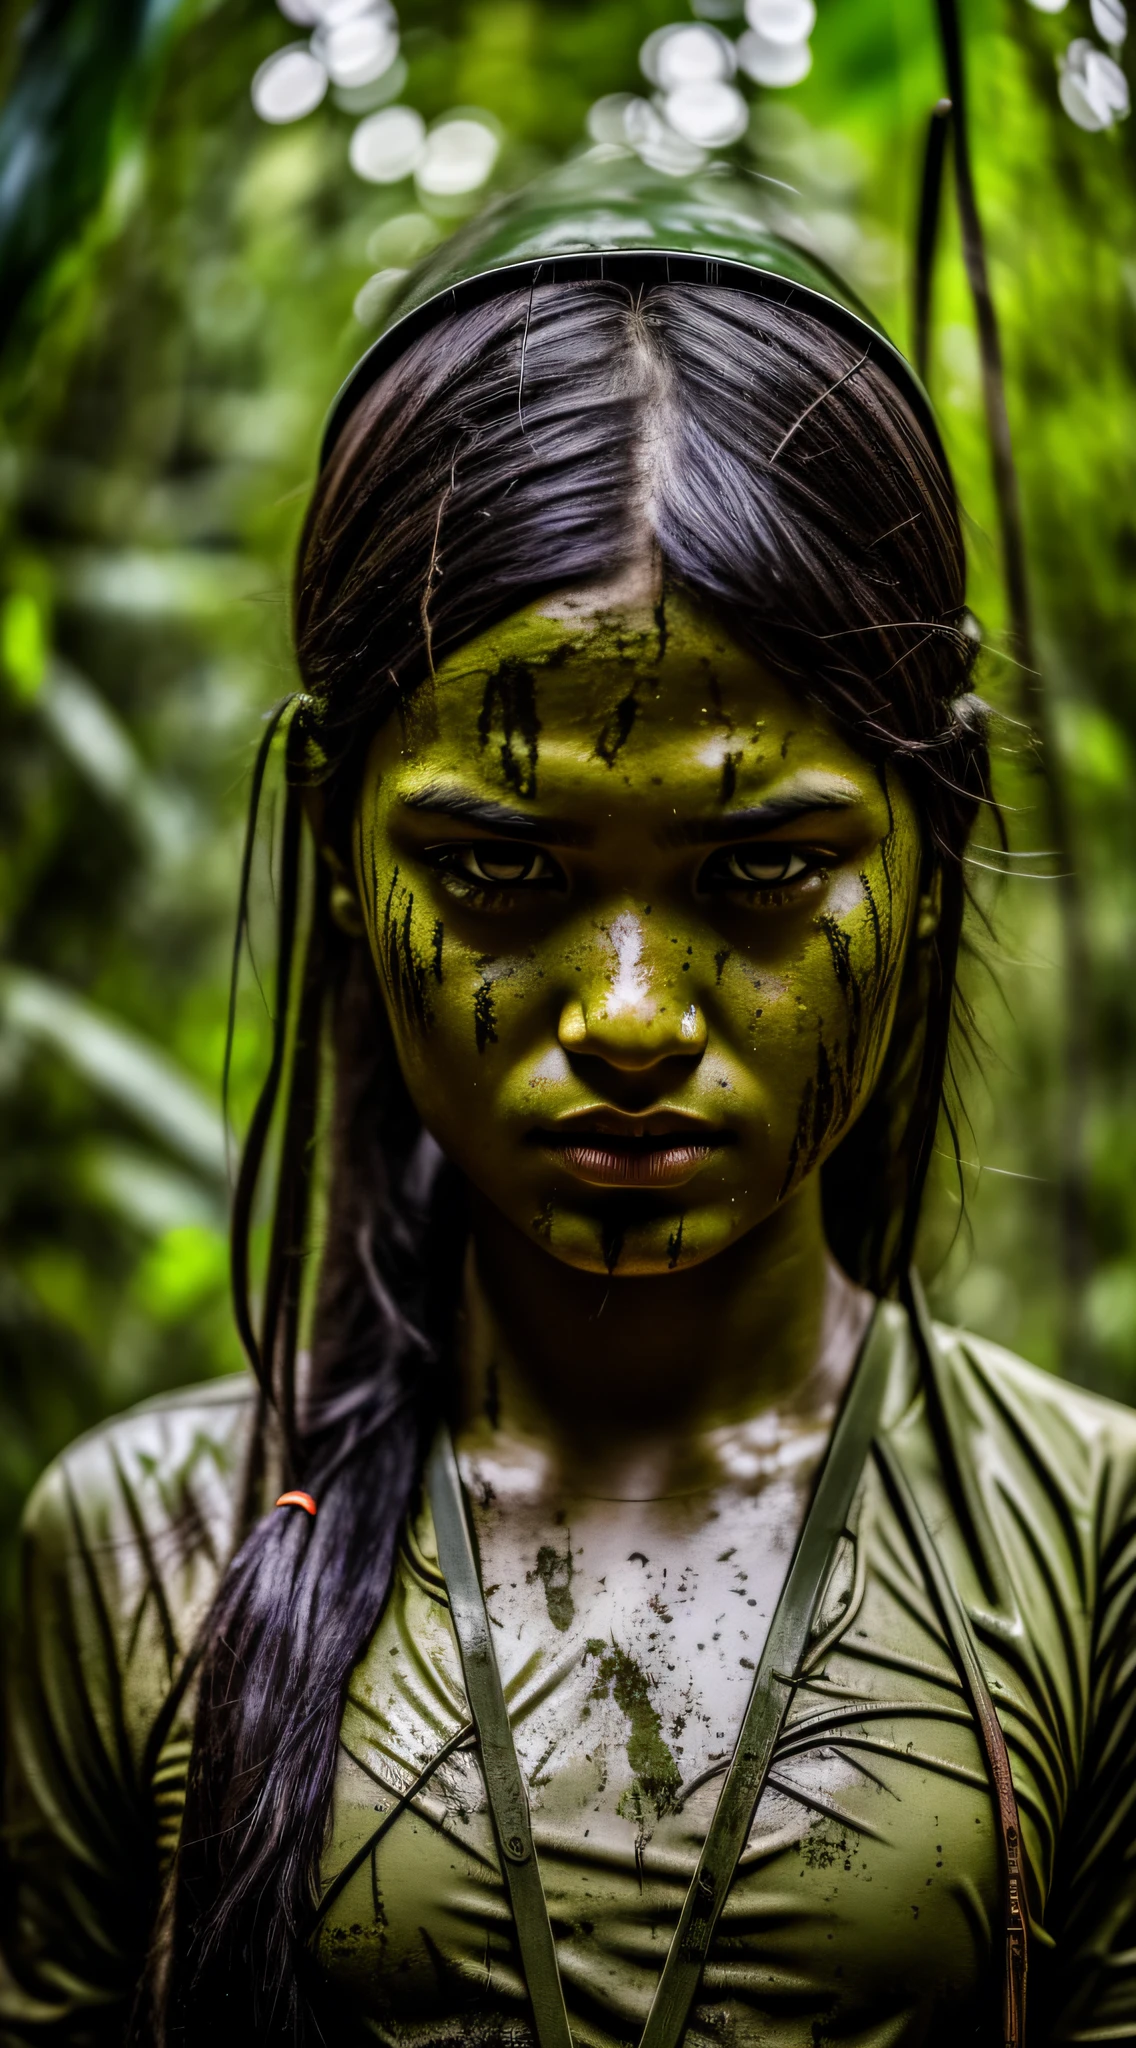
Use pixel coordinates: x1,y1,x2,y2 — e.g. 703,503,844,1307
157,710,463,2040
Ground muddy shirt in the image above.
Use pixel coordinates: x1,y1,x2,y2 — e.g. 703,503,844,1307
4,1308,1136,2046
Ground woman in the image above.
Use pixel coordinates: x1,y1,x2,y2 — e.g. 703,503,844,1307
4,156,1135,2048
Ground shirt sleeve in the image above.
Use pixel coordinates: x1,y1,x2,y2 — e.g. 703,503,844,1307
1040,1441,1136,2044
1,1458,158,2048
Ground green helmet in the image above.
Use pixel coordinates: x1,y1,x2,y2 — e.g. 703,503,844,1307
321,147,938,467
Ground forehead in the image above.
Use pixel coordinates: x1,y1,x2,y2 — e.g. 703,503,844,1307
372,592,872,808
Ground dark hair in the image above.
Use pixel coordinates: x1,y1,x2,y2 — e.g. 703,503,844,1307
155,280,990,2041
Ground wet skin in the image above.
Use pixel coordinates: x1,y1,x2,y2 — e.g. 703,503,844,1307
350,579,930,1774
354,587,923,1295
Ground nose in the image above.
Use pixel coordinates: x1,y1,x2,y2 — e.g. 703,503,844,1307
557,911,708,1072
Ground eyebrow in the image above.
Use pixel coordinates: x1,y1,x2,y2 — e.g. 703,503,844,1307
662,782,865,847
400,785,589,846
400,775,865,850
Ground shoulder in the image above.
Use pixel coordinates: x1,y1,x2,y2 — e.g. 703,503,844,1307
929,1317,1136,1536
20,1375,259,1756
23,1371,257,1560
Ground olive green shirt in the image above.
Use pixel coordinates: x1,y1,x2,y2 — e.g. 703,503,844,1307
3,1309,1136,2046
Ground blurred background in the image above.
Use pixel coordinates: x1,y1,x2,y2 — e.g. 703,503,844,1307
1,0,1134,1622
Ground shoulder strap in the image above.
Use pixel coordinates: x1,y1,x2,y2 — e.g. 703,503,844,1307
878,1281,1028,2048
637,1298,893,2048
426,1427,574,2048
429,1298,890,2048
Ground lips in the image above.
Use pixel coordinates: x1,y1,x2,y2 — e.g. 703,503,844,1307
536,1113,724,1189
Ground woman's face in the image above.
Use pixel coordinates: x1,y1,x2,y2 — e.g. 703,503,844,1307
353,588,925,1278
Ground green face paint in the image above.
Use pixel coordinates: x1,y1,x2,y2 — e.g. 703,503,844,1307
354,590,923,1279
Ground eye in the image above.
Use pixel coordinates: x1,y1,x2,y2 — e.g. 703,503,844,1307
431,842,561,890
701,845,816,890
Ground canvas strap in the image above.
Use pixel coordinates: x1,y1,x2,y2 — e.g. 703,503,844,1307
427,1297,891,2048
428,1291,1026,2048
426,1425,575,2048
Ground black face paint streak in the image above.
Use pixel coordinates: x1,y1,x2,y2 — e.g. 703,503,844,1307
859,873,884,981
485,1357,499,1431
352,816,366,925
720,750,742,804
654,589,667,664
601,1217,624,1273
477,658,541,799
381,866,431,1029
705,674,736,733
595,687,639,767
714,947,731,984
806,1040,838,1175
877,773,898,973
667,1214,684,1269
431,919,444,982
779,1074,815,1200
781,730,794,759
473,976,497,1052
817,913,863,1056
778,1026,856,1198
528,1540,575,1632
532,1200,553,1241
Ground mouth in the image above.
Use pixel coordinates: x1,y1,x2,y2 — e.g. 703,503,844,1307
535,1112,725,1189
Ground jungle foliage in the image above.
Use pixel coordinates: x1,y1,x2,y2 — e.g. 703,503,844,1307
1,0,1134,1617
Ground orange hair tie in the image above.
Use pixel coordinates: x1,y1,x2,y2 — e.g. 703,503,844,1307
275,1490,317,1516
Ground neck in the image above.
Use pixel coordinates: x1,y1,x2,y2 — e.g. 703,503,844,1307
459,1182,869,1494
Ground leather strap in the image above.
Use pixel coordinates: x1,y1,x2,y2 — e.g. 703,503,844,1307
637,1297,893,2048
426,1426,574,2048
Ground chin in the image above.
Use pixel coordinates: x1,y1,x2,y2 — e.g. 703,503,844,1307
524,1199,746,1278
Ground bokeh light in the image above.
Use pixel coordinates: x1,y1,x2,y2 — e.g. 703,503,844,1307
1059,37,1130,126
736,29,812,85
349,103,425,182
415,116,499,199
250,44,328,122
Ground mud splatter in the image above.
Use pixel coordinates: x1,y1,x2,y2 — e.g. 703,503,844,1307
800,1815,860,1874
473,976,498,1052
596,688,639,767
431,919,445,982
478,659,541,799
381,866,432,1029
667,1214,685,1269
528,1540,575,1632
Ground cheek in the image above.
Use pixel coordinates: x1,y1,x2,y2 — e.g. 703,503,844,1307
356,824,438,1037
715,861,913,1195
357,823,548,1083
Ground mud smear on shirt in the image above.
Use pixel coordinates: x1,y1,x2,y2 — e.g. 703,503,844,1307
585,1640,681,1826
528,1540,575,1632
